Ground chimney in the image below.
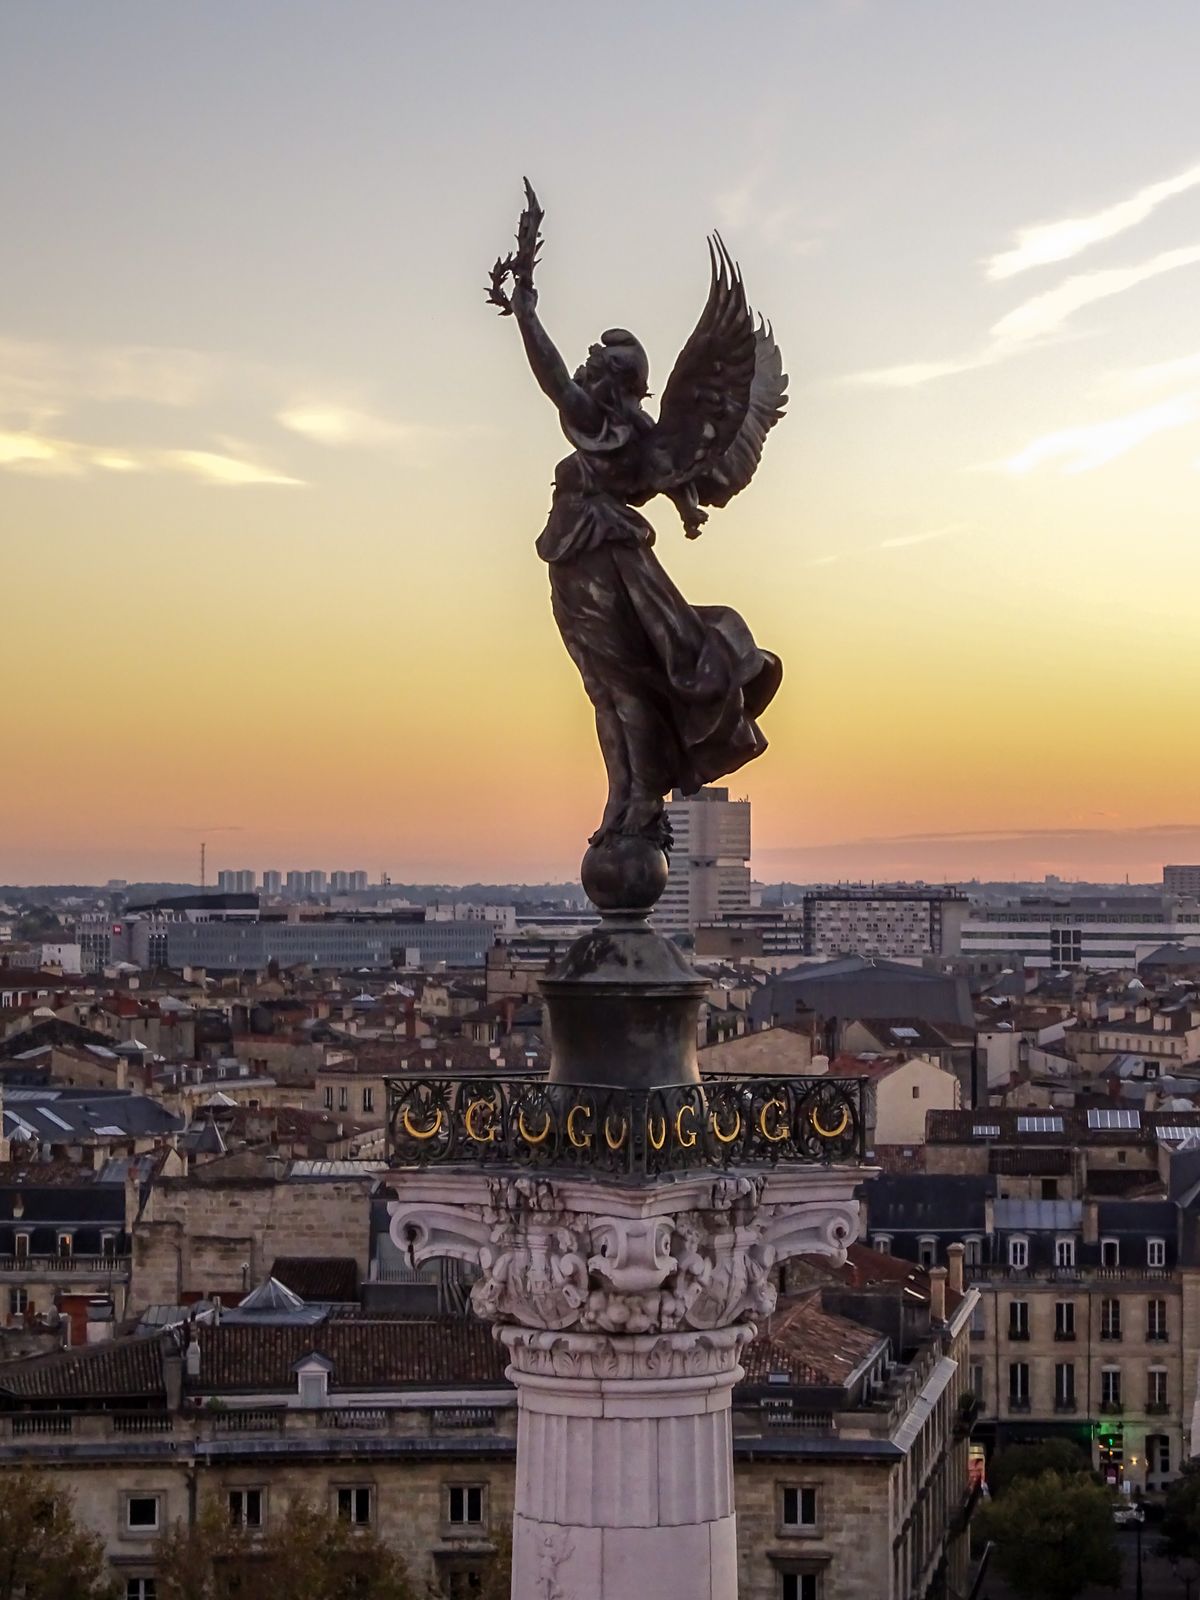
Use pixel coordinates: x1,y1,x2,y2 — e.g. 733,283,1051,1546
1083,1198,1099,1244
946,1241,965,1297
185,1329,201,1380
929,1265,948,1324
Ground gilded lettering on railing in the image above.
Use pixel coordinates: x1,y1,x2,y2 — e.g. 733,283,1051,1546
385,1074,864,1173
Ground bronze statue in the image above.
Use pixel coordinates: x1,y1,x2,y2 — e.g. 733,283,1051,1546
489,182,786,905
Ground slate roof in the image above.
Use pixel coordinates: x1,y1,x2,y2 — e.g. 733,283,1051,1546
926,1107,1200,1144
752,957,974,1031
860,1173,995,1231
0,1336,167,1401
192,1318,509,1392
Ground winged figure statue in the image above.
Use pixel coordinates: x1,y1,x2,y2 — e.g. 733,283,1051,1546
489,181,786,870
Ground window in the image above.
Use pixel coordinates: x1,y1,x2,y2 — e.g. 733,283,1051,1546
13,1233,28,1261
323,1086,333,1109
229,1488,264,1528
9,1289,28,1317
56,1234,72,1259
1101,1298,1122,1340
1148,1299,1168,1341
780,1575,818,1600
1101,1368,1122,1409
441,1568,486,1600
336,1486,372,1526
1149,1368,1168,1410
125,1495,160,1533
338,1087,349,1111
1055,1300,1076,1340
1101,1238,1120,1267
1041,1178,1059,1201
970,1303,986,1340
912,1085,920,1099
1008,1237,1028,1270
964,1236,982,1267
1148,1434,1171,1477
447,1485,485,1527
1008,1362,1029,1409
362,1087,374,1113
1055,1237,1075,1268
872,1234,892,1255
918,1237,937,1269
1148,1238,1167,1268
969,1361,985,1407
1054,1362,1075,1409
126,1582,156,1600
1008,1301,1030,1341
102,1233,118,1259
779,1485,817,1531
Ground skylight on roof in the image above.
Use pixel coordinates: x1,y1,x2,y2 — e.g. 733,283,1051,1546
973,1124,1001,1138
1087,1108,1141,1130
1156,1126,1200,1143
891,1026,920,1039
38,1109,73,1131
1016,1115,1064,1134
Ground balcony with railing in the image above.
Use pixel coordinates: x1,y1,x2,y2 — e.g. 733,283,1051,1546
0,1402,516,1454
0,1254,131,1279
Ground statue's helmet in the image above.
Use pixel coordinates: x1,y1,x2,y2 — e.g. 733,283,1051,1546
583,328,650,399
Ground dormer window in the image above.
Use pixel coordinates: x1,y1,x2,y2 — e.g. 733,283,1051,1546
1055,1237,1075,1268
1101,1238,1120,1268
918,1237,937,1269
872,1234,892,1255
293,1353,333,1407
1148,1238,1166,1268
964,1236,982,1267
1008,1236,1029,1270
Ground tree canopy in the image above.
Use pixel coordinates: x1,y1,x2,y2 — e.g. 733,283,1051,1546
0,1470,118,1600
154,1498,420,1600
987,1437,1096,1499
976,1469,1121,1600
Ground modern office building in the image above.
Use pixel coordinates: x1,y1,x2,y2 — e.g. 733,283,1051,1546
1164,865,1200,896
165,913,497,971
803,885,969,960
261,871,283,896
653,787,752,936
961,894,1200,971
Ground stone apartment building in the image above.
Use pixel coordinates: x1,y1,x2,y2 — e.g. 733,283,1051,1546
0,1243,979,1600
864,1170,1193,1493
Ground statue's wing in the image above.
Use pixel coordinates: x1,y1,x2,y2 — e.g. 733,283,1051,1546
692,317,788,508
654,235,758,485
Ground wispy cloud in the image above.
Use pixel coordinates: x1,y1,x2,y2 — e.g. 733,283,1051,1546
1003,395,1198,475
877,522,966,549
0,335,221,413
0,427,302,486
984,160,1200,281
276,402,420,448
855,243,1200,388
165,449,302,487
1103,349,1200,394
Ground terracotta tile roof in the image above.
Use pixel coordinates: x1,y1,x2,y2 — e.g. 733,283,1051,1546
270,1257,360,1302
743,1292,883,1387
0,1335,166,1401
192,1318,509,1392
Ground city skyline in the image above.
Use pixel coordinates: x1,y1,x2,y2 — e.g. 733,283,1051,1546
4,3,1200,884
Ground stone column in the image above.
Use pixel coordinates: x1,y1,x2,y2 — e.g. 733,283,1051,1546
387,1165,863,1599
503,1327,743,1599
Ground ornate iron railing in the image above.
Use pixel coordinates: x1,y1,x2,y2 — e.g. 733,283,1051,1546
386,1074,865,1175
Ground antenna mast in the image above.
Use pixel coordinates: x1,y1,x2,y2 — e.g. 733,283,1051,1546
200,841,206,891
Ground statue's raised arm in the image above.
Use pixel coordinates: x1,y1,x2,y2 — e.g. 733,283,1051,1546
488,181,599,438
488,182,786,910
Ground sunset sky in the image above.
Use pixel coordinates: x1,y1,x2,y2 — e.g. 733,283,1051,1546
4,2,1200,886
